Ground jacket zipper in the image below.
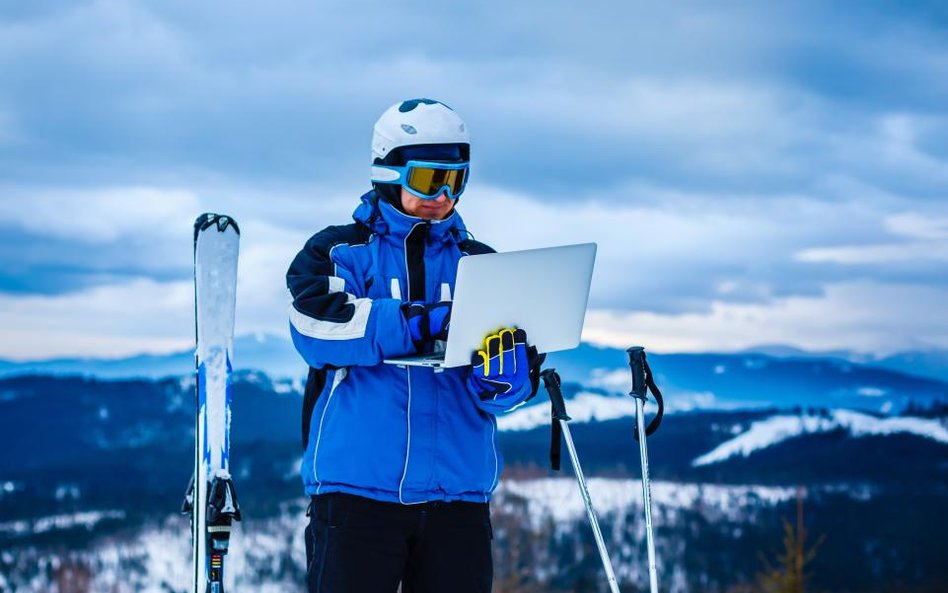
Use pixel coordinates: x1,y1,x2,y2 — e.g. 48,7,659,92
404,221,430,301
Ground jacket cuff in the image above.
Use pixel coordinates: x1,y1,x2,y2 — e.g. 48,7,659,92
371,298,417,358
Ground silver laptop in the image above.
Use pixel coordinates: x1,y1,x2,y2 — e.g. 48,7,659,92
383,242,597,369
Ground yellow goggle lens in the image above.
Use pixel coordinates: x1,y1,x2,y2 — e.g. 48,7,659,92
406,166,467,197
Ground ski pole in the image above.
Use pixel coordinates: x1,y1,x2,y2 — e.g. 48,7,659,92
541,369,621,593
628,346,661,593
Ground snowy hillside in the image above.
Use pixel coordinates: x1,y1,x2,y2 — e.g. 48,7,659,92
498,478,801,525
1,368,946,592
0,480,825,593
546,343,948,413
693,410,948,466
498,392,638,431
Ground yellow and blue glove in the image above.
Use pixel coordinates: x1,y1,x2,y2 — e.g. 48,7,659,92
467,327,538,413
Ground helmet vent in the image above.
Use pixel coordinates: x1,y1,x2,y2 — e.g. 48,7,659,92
401,124,418,135
399,98,439,113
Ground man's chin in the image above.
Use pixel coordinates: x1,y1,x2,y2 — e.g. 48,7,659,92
421,207,452,220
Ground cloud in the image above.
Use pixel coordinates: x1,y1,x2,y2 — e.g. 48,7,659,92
4,177,946,357
583,281,948,356
0,187,199,294
0,186,199,242
0,181,353,297
459,183,932,313
886,212,948,241
2,0,947,200
795,212,948,268
0,277,193,360
1,0,948,356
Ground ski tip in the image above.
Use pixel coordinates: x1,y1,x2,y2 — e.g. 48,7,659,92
194,213,241,238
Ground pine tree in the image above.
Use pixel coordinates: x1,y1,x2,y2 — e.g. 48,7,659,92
753,487,825,593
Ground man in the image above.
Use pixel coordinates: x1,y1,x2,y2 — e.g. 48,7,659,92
286,98,543,593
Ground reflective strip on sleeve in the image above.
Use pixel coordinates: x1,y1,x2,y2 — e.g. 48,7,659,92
289,296,372,340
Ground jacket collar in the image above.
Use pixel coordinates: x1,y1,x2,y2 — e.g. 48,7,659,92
353,190,467,244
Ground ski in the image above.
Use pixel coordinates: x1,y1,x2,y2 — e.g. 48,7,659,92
182,213,242,593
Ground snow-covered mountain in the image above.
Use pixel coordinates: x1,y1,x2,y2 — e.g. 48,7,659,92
692,410,948,466
3,334,947,414
496,391,948,473
3,476,936,593
499,478,803,526
1,373,946,592
0,479,872,593
499,391,639,431
739,345,948,384
0,333,307,380
544,343,948,414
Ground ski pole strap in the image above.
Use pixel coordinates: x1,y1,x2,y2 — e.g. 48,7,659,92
540,369,571,471
627,347,665,440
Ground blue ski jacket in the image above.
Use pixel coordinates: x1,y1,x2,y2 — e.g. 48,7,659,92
287,191,537,504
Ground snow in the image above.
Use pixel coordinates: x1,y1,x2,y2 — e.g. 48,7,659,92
589,367,631,391
497,392,637,431
0,479,882,592
55,484,81,501
693,410,948,466
742,357,769,370
661,390,721,412
140,524,201,593
34,511,125,534
834,409,948,440
0,510,126,536
497,389,732,431
272,378,301,395
498,478,799,527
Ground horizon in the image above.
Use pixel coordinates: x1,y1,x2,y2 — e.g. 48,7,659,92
2,329,944,365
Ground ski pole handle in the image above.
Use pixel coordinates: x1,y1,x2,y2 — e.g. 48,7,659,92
627,346,666,440
627,346,647,400
541,369,571,421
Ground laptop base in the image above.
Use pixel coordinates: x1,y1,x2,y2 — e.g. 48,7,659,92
382,354,446,368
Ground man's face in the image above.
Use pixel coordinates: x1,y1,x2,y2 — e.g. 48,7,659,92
400,186,456,220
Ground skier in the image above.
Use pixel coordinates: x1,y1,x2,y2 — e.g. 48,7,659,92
286,98,544,593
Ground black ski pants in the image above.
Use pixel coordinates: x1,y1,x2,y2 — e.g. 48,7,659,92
305,493,493,593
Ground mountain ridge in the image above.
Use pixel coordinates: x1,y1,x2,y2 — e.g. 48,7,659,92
2,334,947,414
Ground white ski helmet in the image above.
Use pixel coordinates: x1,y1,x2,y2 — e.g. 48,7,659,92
371,98,470,165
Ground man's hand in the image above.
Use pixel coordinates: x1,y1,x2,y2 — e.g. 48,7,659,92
468,328,530,401
402,301,452,350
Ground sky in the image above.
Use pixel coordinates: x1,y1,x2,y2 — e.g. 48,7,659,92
1,0,947,360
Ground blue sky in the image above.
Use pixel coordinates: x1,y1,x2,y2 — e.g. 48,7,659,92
1,0,947,359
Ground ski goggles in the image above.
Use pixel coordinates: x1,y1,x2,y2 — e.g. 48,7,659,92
371,160,469,200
